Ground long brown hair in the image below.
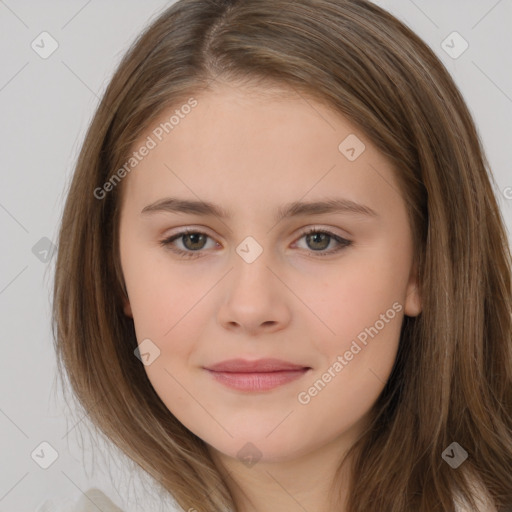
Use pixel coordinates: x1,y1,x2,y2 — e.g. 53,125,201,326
52,0,512,510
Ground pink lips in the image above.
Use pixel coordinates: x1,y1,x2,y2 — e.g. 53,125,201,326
204,358,311,391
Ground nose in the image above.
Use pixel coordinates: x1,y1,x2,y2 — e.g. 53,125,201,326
216,244,292,336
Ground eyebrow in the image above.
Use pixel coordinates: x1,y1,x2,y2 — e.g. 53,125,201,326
141,196,378,223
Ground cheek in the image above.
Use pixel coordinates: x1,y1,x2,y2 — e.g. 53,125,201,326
291,278,403,455
121,242,219,401
307,275,402,401
122,240,211,338
296,252,406,354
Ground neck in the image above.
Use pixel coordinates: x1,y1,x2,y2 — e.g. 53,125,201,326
209,434,356,512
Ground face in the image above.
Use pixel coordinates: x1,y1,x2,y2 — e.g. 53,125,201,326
118,82,421,466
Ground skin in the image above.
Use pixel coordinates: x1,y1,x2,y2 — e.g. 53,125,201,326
118,81,422,512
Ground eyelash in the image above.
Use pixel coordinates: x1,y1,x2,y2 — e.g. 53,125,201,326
158,227,352,259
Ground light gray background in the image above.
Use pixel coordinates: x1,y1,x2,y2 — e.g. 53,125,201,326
0,1,511,511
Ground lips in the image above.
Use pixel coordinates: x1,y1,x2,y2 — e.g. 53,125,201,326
204,358,310,373
203,358,311,391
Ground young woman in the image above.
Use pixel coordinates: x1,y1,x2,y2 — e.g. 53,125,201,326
52,0,512,510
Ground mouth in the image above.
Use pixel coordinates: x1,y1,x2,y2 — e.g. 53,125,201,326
203,358,312,392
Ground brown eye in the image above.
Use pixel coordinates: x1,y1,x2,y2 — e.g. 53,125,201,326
159,229,217,259
295,228,352,257
305,232,331,251
180,232,208,251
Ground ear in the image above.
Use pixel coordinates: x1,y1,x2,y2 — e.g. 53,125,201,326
404,261,422,317
123,295,133,318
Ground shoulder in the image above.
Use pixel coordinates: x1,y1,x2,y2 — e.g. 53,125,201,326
37,488,124,512
453,476,497,512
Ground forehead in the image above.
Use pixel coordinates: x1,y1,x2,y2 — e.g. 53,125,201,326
119,82,403,221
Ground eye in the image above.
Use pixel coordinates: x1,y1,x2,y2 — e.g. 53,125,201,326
293,227,352,257
159,227,352,259
159,228,218,259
